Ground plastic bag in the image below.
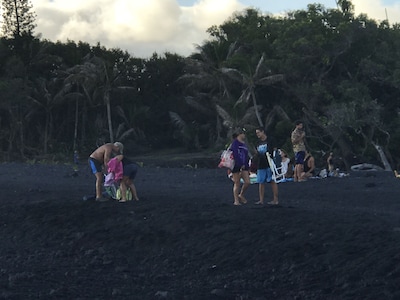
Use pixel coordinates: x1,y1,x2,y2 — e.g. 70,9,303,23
218,150,235,170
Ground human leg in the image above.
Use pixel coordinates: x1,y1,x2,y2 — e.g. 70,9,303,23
89,158,106,200
299,171,310,181
232,172,242,205
95,172,103,199
294,151,305,182
294,164,304,181
238,170,250,203
268,181,279,205
257,183,265,204
256,169,267,204
120,164,139,201
127,178,139,201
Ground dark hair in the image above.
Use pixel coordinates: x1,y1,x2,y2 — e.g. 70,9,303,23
255,127,265,132
233,127,246,135
295,120,303,126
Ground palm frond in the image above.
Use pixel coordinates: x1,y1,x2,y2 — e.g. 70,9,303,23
185,96,214,116
216,104,234,128
118,127,135,141
234,88,251,107
169,111,187,129
257,74,284,86
254,53,265,79
115,105,130,125
226,41,238,59
115,123,126,139
220,68,244,83
242,105,263,124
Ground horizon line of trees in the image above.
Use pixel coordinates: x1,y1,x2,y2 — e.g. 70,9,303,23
1,0,400,171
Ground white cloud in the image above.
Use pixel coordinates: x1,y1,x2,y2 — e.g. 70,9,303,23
352,0,400,24
31,0,400,58
33,0,244,58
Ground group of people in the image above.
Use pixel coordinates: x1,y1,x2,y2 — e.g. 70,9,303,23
227,121,318,206
228,127,280,206
88,142,140,202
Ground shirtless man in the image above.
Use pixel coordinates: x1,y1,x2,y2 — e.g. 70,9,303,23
89,142,124,201
291,121,306,182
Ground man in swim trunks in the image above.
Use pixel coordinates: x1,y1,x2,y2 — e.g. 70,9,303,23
89,142,124,201
255,127,279,205
291,120,306,182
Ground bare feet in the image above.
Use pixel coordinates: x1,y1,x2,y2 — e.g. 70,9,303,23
238,194,247,204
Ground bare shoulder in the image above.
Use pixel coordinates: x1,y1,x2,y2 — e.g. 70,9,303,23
90,143,112,160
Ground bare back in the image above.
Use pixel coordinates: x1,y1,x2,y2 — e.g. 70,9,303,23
90,143,114,166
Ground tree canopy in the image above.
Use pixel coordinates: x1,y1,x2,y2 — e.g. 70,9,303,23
0,1,400,171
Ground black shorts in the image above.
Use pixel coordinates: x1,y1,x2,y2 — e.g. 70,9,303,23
123,163,138,179
231,164,249,174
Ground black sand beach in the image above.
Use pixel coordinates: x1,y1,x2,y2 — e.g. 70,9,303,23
1,161,400,299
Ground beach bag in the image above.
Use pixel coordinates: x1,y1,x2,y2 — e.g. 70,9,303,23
116,188,133,201
218,149,235,170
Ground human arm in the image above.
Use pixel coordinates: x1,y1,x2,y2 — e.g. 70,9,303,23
229,140,241,167
307,157,315,175
114,154,124,161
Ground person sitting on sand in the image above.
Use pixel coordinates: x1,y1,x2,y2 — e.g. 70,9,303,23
89,142,123,202
280,149,294,179
300,150,315,181
230,128,250,206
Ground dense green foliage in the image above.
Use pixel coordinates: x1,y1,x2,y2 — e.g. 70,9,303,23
0,1,399,170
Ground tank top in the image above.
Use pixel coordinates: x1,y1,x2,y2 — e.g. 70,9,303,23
303,155,313,173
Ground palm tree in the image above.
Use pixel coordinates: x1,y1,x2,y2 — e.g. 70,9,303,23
62,54,123,144
221,53,284,127
175,41,236,146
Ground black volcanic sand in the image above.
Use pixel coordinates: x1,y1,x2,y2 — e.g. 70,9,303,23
1,161,400,299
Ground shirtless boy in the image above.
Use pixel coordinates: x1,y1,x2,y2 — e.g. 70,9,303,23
88,142,124,201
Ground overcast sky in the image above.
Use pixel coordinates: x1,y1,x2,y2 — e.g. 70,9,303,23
31,0,400,58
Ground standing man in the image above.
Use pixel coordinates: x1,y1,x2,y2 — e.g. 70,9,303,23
255,127,279,205
89,142,124,201
291,121,306,182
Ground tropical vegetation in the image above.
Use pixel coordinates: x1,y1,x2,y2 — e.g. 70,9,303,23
1,0,400,171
